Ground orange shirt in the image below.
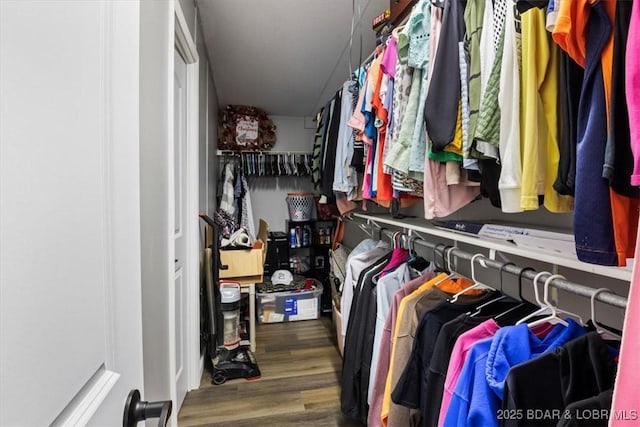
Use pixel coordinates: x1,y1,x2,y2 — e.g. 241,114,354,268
552,0,590,67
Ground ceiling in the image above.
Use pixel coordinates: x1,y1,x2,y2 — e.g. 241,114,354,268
196,0,388,117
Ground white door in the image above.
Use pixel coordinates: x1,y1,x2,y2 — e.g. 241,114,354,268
174,48,190,409
0,1,153,425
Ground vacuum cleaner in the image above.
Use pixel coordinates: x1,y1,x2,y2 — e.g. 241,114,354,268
200,214,261,385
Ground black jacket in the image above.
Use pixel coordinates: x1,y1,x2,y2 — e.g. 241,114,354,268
501,332,617,427
341,253,391,421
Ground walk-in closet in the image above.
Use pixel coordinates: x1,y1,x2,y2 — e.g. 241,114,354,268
177,0,640,425
179,0,640,426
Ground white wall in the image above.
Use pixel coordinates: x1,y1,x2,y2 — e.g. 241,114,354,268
247,116,316,233
179,0,197,37
207,68,219,212
139,0,173,406
190,0,219,217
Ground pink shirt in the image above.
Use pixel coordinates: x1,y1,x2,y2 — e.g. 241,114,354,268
347,75,367,132
610,221,640,426
438,320,554,427
627,0,640,185
381,38,398,79
423,158,481,219
438,319,500,427
379,248,409,278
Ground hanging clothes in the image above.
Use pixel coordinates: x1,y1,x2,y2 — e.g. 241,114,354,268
438,318,502,426
311,108,325,193
333,80,358,199
321,90,342,201
368,263,415,406
553,0,618,265
442,320,586,427
219,161,236,214
417,298,523,427
382,276,491,427
501,331,618,427
394,297,522,427
422,314,499,427
474,0,500,160
407,0,432,179
608,0,640,414
629,0,640,187
604,0,640,268
520,6,573,213
369,270,438,427
603,0,634,197
342,252,394,420
371,47,395,203
422,156,481,220
609,217,640,426
552,51,583,198
425,0,466,151
340,240,391,341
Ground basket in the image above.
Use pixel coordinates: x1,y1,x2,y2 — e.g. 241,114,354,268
286,193,314,221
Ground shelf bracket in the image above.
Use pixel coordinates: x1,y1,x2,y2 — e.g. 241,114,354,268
367,218,381,237
407,229,428,243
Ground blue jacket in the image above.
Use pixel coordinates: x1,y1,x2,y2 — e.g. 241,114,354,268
443,319,586,427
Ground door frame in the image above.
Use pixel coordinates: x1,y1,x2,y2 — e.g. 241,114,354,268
172,0,202,395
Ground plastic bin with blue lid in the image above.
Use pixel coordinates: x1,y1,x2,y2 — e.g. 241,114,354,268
256,270,323,324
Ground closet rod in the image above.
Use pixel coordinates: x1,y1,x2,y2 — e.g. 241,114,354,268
365,222,628,310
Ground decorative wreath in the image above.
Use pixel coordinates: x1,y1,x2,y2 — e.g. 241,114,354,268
218,105,276,151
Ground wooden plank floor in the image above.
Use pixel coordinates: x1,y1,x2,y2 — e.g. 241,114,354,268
178,316,362,426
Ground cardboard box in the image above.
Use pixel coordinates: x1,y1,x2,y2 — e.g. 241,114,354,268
219,219,268,284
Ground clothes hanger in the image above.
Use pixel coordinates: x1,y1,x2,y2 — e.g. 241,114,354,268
405,236,417,262
358,222,374,239
406,236,430,272
515,271,552,325
264,153,271,176
542,274,585,325
525,274,569,327
290,154,296,175
526,274,585,328
494,267,538,324
391,24,406,42
430,246,462,288
590,288,623,341
283,153,291,175
469,262,516,317
392,231,402,249
371,229,398,284
448,253,494,303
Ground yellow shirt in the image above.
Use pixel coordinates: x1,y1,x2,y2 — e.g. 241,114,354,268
520,8,574,212
444,103,464,155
